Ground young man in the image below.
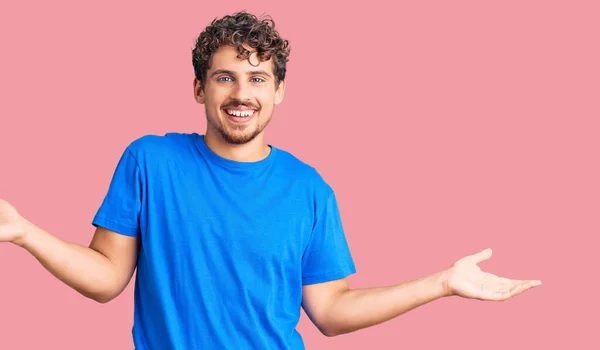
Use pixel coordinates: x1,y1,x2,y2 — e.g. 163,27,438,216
0,11,541,350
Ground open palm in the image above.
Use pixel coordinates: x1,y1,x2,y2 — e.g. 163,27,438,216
445,248,542,301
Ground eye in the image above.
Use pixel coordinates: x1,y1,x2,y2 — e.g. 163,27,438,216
251,77,265,83
217,76,233,82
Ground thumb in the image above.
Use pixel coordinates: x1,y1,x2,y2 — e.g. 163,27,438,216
469,248,493,264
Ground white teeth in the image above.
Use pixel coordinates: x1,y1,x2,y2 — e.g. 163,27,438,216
227,110,254,117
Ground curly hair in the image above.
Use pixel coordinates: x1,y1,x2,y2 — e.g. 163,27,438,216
192,11,291,87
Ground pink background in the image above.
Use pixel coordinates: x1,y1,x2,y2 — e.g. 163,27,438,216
1,0,598,349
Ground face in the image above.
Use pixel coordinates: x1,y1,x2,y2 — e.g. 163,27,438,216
194,44,285,145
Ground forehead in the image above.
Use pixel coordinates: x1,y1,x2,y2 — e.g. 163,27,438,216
208,44,274,75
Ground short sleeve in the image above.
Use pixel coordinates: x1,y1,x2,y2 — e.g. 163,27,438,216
92,147,142,237
301,191,356,285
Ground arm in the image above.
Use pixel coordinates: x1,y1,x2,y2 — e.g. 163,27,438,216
3,200,139,304
302,271,447,337
302,249,542,337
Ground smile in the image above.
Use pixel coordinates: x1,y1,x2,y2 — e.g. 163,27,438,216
224,109,256,117
224,108,257,124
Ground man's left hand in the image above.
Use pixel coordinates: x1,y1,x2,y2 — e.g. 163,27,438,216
443,248,542,301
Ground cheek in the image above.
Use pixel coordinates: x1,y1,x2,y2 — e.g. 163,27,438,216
204,88,227,106
255,90,276,107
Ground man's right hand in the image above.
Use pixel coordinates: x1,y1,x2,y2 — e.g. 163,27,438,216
0,199,27,245
0,199,139,303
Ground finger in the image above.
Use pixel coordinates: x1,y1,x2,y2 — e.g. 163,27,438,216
510,283,526,295
500,278,542,288
488,281,530,301
504,280,541,299
523,280,543,289
469,248,493,264
485,279,541,301
511,279,542,289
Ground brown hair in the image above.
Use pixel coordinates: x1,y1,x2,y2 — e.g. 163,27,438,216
192,11,291,87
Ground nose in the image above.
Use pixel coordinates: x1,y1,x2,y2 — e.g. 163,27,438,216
231,79,252,101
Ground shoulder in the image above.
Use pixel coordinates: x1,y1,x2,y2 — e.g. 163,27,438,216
273,146,334,198
126,132,192,152
124,132,195,161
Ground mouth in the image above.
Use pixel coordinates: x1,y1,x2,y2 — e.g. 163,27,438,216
223,108,257,124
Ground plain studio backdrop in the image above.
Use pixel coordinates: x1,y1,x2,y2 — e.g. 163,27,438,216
0,1,597,349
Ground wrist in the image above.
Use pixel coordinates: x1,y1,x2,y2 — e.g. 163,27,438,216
12,217,34,248
435,269,453,298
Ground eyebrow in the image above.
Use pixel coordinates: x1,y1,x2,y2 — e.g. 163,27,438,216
210,69,273,79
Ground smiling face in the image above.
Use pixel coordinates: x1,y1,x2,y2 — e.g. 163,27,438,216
194,44,285,145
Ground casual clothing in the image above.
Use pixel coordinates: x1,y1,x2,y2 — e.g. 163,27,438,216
92,132,356,349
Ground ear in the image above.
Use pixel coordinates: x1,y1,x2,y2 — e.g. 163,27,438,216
193,77,205,104
274,79,286,105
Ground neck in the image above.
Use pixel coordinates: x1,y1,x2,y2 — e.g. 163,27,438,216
203,130,271,162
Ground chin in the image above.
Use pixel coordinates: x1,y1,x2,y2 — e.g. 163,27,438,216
221,128,260,145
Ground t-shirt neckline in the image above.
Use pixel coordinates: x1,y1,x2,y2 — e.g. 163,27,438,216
192,133,277,169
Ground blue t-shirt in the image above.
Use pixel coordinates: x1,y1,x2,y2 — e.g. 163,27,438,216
91,132,356,349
